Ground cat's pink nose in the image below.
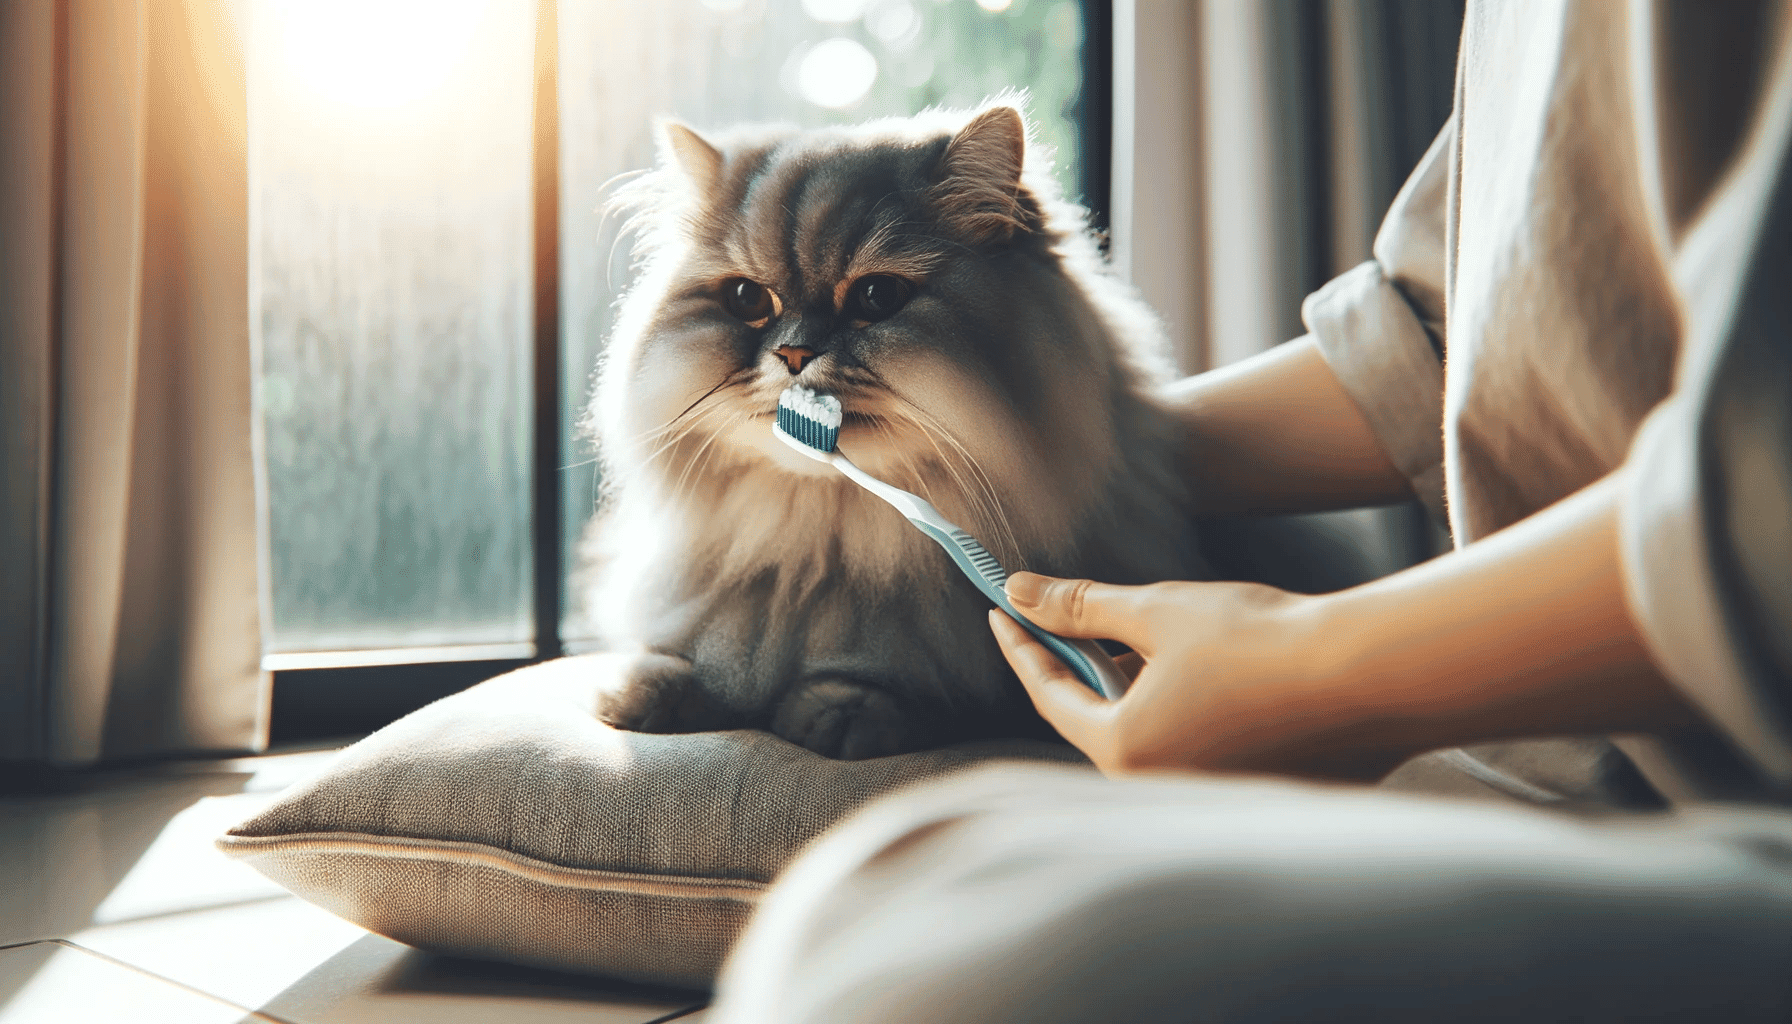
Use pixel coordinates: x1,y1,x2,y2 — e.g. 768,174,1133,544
774,346,817,375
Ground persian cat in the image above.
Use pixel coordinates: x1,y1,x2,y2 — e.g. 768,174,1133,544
579,103,1207,759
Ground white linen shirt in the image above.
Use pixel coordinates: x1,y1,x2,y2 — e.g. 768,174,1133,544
1305,0,1792,803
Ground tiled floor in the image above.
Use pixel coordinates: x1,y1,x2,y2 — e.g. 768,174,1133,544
0,750,708,1024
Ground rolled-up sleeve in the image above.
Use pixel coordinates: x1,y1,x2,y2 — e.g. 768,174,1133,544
1620,108,1792,787
1302,118,1453,519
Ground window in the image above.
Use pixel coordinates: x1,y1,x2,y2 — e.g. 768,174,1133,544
251,0,1107,737
254,0,537,658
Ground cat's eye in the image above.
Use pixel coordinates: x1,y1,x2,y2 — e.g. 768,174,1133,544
722,278,776,325
845,275,914,323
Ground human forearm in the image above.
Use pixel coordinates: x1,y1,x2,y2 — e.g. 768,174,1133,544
1162,337,1413,516
1285,472,1699,769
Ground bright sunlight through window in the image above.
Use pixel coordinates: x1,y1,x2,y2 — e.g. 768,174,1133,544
257,0,491,110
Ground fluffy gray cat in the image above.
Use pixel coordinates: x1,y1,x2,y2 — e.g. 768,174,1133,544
579,103,1208,759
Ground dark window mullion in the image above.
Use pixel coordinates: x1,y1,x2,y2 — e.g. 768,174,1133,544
531,0,563,662
1079,0,1114,240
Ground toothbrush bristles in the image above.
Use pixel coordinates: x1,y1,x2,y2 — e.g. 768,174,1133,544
777,386,842,453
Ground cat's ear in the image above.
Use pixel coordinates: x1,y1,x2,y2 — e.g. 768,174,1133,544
658,121,723,192
932,106,1033,244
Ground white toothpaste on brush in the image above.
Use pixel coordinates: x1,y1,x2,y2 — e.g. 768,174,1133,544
778,385,842,428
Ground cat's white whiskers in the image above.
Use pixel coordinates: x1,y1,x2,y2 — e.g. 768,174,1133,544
636,401,736,477
887,400,1023,568
637,387,737,445
894,408,1018,570
895,400,1017,543
673,428,733,509
665,411,737,507
948,443,1022,569
626,369,756,472
641,421,738,498
899,410,973,509
874,418,941,511
636,405,716,452
939,432,1020,561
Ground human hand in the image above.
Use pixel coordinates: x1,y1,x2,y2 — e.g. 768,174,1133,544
991,478,1699,782
990,572,1411,781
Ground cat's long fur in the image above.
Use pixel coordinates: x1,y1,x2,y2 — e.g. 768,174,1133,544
579,101,1208,758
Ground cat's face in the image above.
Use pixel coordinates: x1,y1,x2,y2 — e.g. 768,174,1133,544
596,105,1136,555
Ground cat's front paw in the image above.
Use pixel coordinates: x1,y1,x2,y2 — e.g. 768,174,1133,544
771,678,927,760
596,652,731,734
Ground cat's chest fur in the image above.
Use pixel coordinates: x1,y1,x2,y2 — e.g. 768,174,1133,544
588,461,1016,718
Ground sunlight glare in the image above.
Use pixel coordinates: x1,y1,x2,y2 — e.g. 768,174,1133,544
801,0,871,23
797,38,879,108
867,0,921,45
258,0,493,109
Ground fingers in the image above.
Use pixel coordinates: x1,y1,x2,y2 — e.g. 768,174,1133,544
989,610,1112,756
1004,572,1159,655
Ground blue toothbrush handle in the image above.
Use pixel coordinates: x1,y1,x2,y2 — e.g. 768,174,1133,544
812,446,1130,700
910,521,1131,700
990,589,1133,701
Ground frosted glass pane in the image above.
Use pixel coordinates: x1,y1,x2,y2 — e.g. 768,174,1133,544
252,1,536,652
558,0,1090,641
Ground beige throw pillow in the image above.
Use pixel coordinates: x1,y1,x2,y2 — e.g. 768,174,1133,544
217,655,1085,989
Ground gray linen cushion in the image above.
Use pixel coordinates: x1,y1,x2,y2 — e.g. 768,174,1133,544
217,654,1084,988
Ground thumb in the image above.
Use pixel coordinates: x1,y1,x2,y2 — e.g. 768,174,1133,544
1004,572,1157,656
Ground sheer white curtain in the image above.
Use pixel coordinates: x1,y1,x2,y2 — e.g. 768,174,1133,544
0,0,265,766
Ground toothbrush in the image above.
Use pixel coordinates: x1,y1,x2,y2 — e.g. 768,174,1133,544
774,385,1130,700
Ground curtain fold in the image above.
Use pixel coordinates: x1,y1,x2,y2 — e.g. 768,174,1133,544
1117,0,1462,374
1,0,266,767
1322,0,1465,273
1111,0,1462,583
